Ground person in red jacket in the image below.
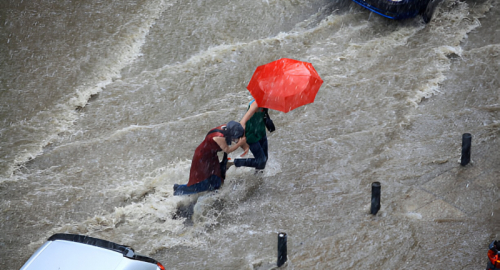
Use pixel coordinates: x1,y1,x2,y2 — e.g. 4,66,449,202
174,121,246,195
487,240,500,270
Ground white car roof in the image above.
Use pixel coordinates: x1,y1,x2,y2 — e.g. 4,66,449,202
20,234,161,270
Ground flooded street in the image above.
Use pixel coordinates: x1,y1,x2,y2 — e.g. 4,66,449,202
1,0,499,269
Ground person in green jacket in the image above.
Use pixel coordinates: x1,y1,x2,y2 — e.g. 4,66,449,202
231,99,268,171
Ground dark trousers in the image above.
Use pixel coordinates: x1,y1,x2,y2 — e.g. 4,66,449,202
174,175,222,196
235,136,268,169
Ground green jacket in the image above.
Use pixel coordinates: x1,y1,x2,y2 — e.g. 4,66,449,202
245,100,266,144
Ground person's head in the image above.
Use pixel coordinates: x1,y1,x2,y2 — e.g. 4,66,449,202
226,121,244,144
490,240,498,251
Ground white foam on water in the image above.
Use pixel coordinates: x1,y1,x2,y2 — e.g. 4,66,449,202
28,155,280,256
27,159,197,254
406,212,423,220
2,0,172,181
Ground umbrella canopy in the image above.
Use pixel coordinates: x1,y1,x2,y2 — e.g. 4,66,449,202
246,58,323,113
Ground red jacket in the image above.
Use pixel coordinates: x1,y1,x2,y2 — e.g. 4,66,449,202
488,249,500,269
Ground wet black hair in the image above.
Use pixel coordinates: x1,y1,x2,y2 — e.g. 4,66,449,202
225,121,244,145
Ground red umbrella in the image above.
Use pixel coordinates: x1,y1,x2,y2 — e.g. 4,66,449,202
246,58,323,113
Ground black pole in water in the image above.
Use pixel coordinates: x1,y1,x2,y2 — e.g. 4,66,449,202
461,133,472,166
277,232,287,267
371,182,381,215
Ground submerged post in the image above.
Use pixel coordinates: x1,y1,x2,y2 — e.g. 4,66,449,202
461,133,472,166
371,182,381,215
277,232,287,267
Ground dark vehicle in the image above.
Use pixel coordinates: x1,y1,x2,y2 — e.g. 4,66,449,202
20,234,166,270
351,0,442,23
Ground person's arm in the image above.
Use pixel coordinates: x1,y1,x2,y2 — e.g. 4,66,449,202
240,141,250,156
213,136,246,154
240,101,259,130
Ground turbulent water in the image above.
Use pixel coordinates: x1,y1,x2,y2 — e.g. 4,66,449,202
1,0,499,269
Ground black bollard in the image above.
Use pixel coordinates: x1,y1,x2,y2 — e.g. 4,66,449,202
461,133,472,166
371,182,381,215
277,232,287,267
